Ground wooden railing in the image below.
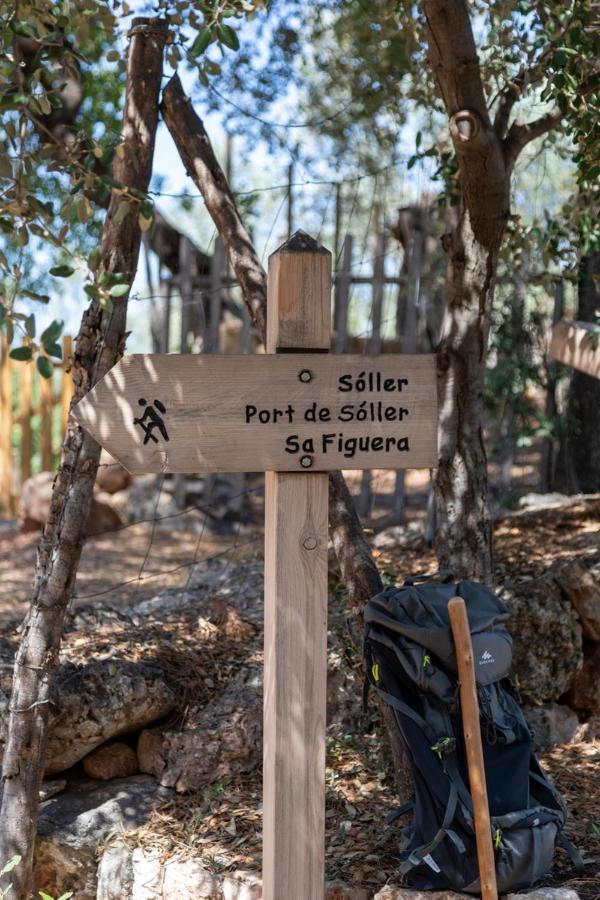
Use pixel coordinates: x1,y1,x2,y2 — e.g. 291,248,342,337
549,319,600,380
0,335,73,516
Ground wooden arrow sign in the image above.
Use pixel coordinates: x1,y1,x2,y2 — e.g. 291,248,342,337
71,352,438,474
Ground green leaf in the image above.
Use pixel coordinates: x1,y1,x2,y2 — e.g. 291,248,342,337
9,346,33,361
41,319,64,345
38,892,54,900
21,289,50,304
36,356,54,379
25,314,36,338
88,248,101,272
108,283,130,297
191,26,212,56
44,342,62,360
49,265,75,278
57,893,74,900
217,23,239,51
84,283,100,299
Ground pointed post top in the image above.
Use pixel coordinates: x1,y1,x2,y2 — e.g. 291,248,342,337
271,230,330,257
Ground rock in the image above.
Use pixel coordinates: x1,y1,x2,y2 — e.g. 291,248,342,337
373,521,422,550
138,665,262,792
86,490,125,535
555,559,600,642
575,713,600,741
566,643,600,711
97,845,134,899
20,472,124,535
500,568,583,703
39,779,67,802
506,890,580,899
517,492,571,511
42,658,175,773
35,775,172,900
20,471,55,530
100,849,262,899
96,449,133,494
83,742,139,780
374,890,471,899
123,475,191,529
325,883,368,899
132,588,198,619
524,702,581,751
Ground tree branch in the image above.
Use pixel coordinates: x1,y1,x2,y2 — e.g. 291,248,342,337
422,0,490,126
161,74,267,338
504,107,562,167
493,77,524,139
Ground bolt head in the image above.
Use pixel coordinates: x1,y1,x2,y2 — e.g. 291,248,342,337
300,455,313,468
298,369,312,383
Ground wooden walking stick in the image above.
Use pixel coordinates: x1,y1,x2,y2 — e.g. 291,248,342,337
448,597,499,900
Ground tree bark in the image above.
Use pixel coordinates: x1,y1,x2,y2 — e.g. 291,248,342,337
0,19,167,898
160,76,411,791
566,251,600,492
422,0,558,581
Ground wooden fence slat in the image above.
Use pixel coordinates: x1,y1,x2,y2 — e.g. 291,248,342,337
0,338,12,515
334,234,352,353
549,319,600,380
19,362,33,485
60,335,73,436
40,371,53,472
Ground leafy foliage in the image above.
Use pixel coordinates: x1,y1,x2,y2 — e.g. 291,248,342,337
0,0,265,370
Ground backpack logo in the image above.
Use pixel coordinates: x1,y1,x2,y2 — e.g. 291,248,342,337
479,649,495,665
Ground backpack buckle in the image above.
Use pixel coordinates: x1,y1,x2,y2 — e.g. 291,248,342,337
430,736,456,760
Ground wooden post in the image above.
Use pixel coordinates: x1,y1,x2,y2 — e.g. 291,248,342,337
448,597,498,900
334,234,352,353
60,336,73,438
19,362,33,485
263,231,331,900
0,338,12,515
40,370,53,471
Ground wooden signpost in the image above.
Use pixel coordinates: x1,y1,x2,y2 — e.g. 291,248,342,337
73,232,438,899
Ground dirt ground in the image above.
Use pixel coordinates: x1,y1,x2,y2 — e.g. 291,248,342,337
0,468,598,897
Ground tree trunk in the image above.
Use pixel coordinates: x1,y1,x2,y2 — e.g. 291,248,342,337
434,205,506,582
0,19,167,898
566,251,600,491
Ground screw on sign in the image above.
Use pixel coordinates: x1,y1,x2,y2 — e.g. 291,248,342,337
72,231,438,900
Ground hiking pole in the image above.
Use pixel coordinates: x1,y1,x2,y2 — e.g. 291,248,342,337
448,597,498,900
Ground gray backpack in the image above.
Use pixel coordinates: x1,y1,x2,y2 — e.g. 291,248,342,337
364,574,583,893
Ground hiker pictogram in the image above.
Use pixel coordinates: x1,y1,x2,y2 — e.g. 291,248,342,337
133,398,169,444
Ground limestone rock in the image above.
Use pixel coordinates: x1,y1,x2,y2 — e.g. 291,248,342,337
566,643,600,712
325,883,368,899
85,490,125,536
96,449,133,494
106,849,262,899
555,559,600,642
20,471,124,535
575,713,600,741
138,665,262,792
35,775,172,900
500,569,583,703
374,889,471,899
524,702,580,751
517,492,571,511
43,658,175,773
506,890,580,899
373,521,422,550
83,742,139,780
